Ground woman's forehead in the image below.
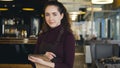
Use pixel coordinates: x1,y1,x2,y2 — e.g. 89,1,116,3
45,6,59,12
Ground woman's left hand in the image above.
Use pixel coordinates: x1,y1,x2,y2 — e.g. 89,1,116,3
45,52,56,60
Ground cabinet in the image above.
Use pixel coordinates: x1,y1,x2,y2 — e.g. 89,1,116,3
1,17,40,37
2,17,28,37
3,18,17,34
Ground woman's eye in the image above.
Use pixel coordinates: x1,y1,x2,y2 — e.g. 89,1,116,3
53,13,57,16
45,13,49,16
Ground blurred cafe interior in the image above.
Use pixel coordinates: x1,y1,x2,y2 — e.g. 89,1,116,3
0,0,120,68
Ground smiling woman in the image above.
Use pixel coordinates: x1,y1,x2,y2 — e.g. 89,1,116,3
28,1,75,68
45,5,63,28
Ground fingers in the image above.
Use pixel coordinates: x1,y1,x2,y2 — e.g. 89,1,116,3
28,56,44,63
28,56,36,62
45,52,56,60
49,52,56,57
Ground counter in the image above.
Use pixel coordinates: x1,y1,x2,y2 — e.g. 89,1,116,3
0,37,37,64
0,37,37,44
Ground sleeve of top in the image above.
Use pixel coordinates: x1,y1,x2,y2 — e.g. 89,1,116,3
55,33,75,68
34,35,42,54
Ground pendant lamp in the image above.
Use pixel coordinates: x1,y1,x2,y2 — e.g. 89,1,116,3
0,0,13,1
92,0,113,4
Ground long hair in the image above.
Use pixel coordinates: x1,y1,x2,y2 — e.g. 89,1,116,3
41,1,72,33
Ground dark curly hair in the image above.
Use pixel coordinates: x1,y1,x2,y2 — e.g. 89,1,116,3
41,1,72,33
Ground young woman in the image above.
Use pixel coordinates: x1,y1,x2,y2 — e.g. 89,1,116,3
28,1,75,68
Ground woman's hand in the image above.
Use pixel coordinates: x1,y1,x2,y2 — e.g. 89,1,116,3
28,55,45,64
45,52,56,60
28,55,55,68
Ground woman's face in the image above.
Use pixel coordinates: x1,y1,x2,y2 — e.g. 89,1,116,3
45,5,63,28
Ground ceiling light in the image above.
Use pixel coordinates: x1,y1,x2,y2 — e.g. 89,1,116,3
70,14,78,21
92,0,113,4
0,8,8,11
0,0,13,1
87,7,102,11
22,8,34,11
69,11,86,15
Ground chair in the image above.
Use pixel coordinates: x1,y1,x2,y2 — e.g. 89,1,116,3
90,44,119,68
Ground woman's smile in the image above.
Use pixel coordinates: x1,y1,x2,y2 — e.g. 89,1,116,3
45,5,63,28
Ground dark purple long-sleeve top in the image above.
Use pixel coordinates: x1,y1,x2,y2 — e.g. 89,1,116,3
34,25,75,68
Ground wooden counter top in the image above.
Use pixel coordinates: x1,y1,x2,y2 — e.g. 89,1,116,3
0,64,32,68
0,37,37,44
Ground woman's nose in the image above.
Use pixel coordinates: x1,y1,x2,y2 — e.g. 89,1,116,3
49,15,53,20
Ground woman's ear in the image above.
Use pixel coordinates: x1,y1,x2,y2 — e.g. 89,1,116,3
61,13,64,19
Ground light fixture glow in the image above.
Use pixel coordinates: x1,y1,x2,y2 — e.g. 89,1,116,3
92,0,113,4
87,7,102,11
22,8,35,11
69,11,86,15
70,14,77,21
0,8,8,11
0,0,13,1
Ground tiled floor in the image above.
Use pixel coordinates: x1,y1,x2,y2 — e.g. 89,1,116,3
73,45,87,68
74,53,86,68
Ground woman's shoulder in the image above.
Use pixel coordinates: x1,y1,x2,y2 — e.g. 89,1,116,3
37,32,46,39
63,29,74,38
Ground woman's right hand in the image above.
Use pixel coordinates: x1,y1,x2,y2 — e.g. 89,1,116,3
45,52,56,60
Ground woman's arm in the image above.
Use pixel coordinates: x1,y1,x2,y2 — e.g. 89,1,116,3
55,33,75,68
